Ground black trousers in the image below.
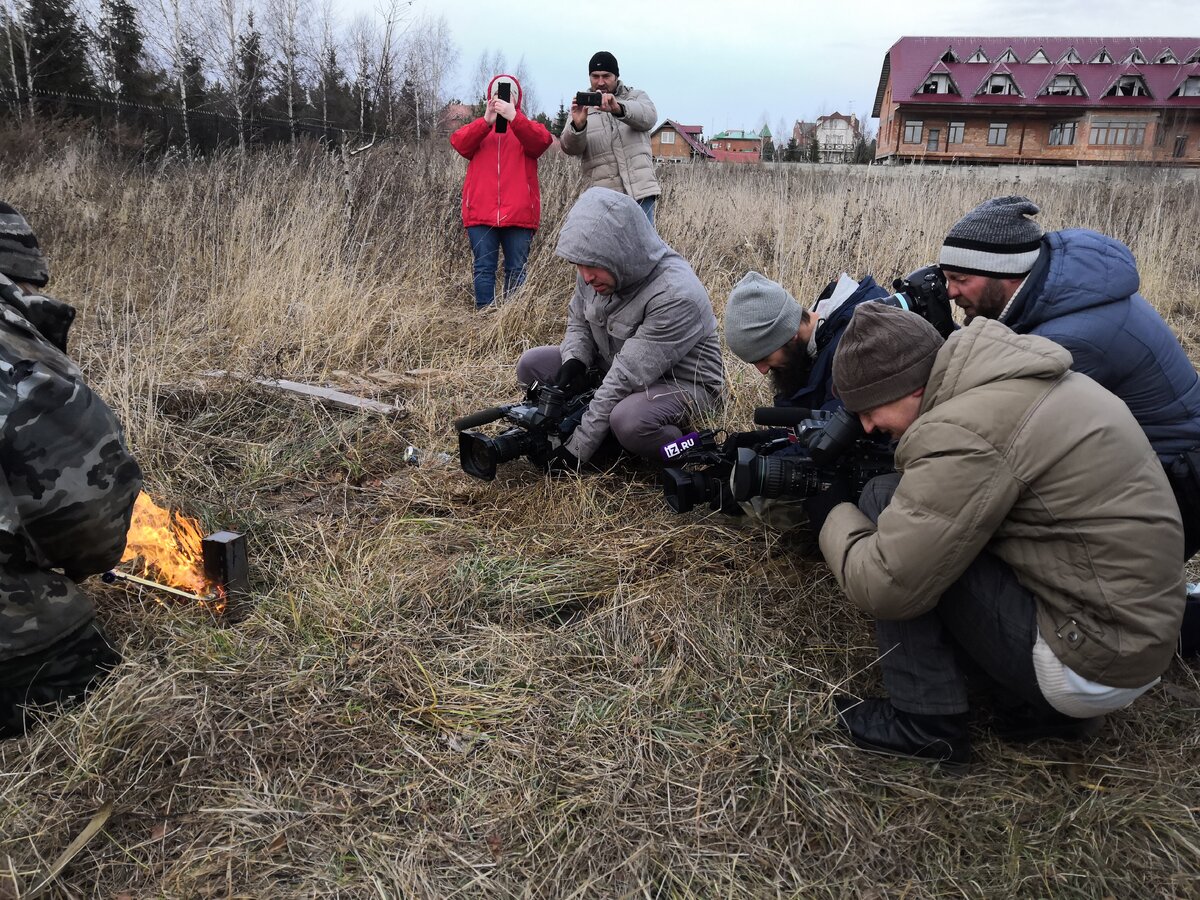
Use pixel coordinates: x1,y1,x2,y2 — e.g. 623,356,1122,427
0,621,119,739
859,474,1062,719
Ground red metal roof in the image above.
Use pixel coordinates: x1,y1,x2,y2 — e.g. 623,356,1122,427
873,37,1200,116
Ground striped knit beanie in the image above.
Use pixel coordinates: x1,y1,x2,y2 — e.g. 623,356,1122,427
0,202,49,286
939,196,1042,278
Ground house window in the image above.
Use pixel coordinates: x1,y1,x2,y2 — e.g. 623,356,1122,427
660,130,675,144
1173,77,1200,98
997,48,1019,63
1174,136,1188,158
1155,50,1177,64
1060,49,1082,64
921,74,954,94
1122,49,1147,65
1105,76,1150,98
987,123,1008,145
1027,49,1050,63
1045,75,1083,96
940,49,959,63
1089,120,1147,145
985,75,1018,95
1089,48,1114,64
948,122,965,143
903,120,923,143
926,128,941,151
967,49,989,63
1188,51,1200,64
1048,122,1077,145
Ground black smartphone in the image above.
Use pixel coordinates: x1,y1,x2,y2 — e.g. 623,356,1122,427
494,82,511,133
575,91,603,107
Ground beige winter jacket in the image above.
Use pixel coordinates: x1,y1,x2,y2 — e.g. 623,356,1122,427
820,318,1184,688
559,81,660,201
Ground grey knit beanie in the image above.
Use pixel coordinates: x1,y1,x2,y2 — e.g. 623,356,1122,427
832,302,943,412
724,271,804,363
0,202,49,286
939,195,1043,278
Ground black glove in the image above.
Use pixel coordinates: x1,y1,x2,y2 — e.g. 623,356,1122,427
552,358,589,397
546,444,582,475
723,428,791,450
802,476,853,534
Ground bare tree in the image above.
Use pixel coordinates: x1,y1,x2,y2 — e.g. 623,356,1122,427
402,13,456,141
471,47,504,107
1,0,24,119
264,0,307,143
511,54,538,119
346,12,375,133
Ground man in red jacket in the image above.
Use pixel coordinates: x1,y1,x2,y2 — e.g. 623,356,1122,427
450,75,553,310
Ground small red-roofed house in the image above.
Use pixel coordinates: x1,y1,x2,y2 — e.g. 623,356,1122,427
651,121,716,161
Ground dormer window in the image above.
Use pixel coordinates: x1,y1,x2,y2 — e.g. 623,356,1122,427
1154,49,1177,64
940,49,959,63
1089,48,1114,64
1027,49,1050,64
1060,49,1082,64
967,48,989,63
997,48,1019,63
1173,77,1200,98
1105,75,1150,97
1187,50,1200,64
920,74,956,95
1122,49,1147,65
983,74,1020,95
1044,75,1084,96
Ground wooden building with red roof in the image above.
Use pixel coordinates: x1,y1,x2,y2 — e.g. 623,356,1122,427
650,121,716,161
873,37,1200,165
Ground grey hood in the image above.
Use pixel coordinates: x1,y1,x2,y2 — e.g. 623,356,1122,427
555,186,665,291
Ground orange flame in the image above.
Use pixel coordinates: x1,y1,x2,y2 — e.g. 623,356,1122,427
120,493,221,605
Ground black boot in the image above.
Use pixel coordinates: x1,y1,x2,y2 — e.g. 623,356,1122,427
833,695,970,764
1181,591,1200,659
990,705,1105,743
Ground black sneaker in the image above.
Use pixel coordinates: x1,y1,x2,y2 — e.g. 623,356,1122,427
833,695,970,764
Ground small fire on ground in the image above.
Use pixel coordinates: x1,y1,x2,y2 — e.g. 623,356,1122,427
119,493,225,612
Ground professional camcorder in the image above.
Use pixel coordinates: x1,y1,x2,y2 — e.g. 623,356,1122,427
454,383,594,481
660,407,894,514
885,264,955,338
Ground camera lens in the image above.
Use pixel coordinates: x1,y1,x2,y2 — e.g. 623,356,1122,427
661,468,708,514
731,447,822,501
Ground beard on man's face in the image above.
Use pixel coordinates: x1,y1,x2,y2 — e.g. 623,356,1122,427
767,340,814,399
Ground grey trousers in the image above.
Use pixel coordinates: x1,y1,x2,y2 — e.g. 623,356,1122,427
859,473,1060,719
516,345,690,461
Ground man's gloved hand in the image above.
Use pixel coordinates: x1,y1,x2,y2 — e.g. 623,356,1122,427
552,358,589,397
546,444,583,475
802,476,853,534
723,428,791,450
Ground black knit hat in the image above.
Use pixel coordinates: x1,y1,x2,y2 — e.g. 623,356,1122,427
833,302,943,412
588,51,619,76
939,196,1043,278
0,202,49,286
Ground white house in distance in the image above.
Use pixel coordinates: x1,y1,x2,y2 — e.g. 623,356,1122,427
792,113,862,161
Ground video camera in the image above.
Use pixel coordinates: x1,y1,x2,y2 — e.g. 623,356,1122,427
660,406,894,514
454,383,594,481
885,264,955,338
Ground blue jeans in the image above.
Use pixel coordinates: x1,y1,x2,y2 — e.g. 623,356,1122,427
638,196,657,228
466,226,534,309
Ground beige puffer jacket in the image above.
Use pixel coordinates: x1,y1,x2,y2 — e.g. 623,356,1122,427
819,318,1184,688
560,81,659,201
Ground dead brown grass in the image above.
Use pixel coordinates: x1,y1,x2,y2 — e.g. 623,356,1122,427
1,131,1199,898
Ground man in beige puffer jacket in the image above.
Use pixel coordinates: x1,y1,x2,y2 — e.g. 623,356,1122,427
561,51,660,225
804,303,1183,764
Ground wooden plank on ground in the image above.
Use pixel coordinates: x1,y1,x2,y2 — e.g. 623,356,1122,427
200,371,408,418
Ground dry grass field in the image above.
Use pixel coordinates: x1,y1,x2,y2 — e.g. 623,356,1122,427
2,125,1199,898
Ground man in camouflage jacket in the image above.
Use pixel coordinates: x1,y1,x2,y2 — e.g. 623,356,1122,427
0,202,142,738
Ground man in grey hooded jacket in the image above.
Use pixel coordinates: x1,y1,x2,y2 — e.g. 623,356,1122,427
516,187,724,466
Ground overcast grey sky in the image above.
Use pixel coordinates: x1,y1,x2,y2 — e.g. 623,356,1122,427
402,0,1191,137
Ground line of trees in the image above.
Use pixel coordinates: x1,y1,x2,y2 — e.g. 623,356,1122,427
0,0,461,153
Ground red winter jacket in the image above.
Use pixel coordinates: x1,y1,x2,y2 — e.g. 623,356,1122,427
450,74,553,230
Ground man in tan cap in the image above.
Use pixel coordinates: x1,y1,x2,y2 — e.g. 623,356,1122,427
806,304,1183,764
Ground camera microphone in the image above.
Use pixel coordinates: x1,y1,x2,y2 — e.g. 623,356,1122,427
753,407,813,427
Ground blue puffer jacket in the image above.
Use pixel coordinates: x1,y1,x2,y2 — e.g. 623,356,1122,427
1003,229,1200,464
778,275,890,413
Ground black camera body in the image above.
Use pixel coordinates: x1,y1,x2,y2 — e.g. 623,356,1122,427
455,384,593,481
884,264,955,338
575,91,603,107
730,408,894,504
660,407,895,515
